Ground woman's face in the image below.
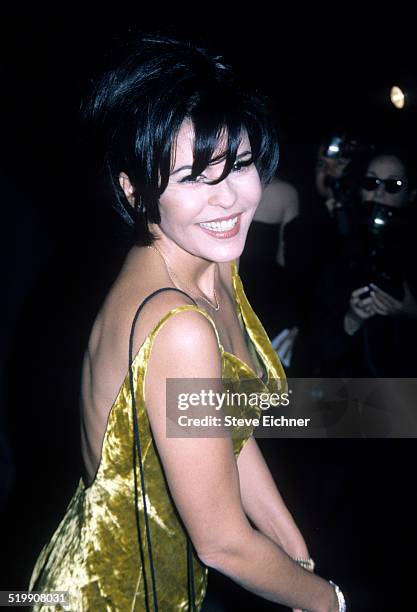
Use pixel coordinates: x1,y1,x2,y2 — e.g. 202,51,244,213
156,120,262,263
360,155,410,208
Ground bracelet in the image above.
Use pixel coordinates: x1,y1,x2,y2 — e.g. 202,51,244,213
329,580,346,611
294,557,315,572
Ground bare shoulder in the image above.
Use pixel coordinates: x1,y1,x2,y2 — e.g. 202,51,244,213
276,180,299,221
255,178,299,224
145,301,222,384
265,178,298,200
96,270,206,372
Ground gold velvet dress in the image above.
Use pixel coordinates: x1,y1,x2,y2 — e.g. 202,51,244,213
29,262,286,611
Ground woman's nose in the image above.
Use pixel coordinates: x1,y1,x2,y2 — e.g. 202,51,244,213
365,183,386,202
208,177,237,208
374,183,387,199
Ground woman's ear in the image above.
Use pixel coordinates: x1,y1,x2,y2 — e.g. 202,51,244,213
119,172,135,207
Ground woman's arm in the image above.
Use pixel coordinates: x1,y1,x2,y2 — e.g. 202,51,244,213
143,304,339,612
237,436,310,560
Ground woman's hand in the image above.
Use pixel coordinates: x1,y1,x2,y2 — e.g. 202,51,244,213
349,286,376,319
344,283,417,336
272,326,299,367
343,286,376,335
369,282,417,318
368,283,402,315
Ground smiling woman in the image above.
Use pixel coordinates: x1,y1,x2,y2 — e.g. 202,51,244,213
120,120,262,267
28,34,344,612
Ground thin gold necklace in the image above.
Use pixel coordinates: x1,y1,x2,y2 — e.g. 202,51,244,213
148,244,220,311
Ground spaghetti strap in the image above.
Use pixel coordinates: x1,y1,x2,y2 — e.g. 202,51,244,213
129,289,222,357
130,287,198,335
128,286,200,612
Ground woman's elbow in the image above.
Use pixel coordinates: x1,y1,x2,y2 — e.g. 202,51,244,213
195,527,251,571
197,545,236,573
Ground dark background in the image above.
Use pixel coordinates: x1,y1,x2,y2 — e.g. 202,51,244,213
1,5,416,611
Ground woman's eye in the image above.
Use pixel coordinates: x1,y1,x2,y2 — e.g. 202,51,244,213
232,158,253,172
179,158,253,183
179,174,205,184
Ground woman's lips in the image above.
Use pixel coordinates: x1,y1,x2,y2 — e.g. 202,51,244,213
198,213,242,239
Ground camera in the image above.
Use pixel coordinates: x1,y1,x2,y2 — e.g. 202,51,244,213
321,135,409,300
328,174,358,207
321,134,372,236
367,202,404,237
323,174,358,236
356,202,407,300
322,135,360,161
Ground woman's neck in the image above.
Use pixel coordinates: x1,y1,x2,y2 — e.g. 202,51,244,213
147,228,219,297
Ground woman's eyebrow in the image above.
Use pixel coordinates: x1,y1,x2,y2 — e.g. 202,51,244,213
171,164,193,175
236,150,252,158
367,171,405,179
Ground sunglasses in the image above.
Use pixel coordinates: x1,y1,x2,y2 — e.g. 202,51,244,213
360,176,406,194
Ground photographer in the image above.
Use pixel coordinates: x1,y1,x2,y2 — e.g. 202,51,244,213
284,132,368,375
311,146,417,377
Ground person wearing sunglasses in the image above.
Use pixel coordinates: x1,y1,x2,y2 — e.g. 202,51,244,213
306,145,417,378
359,154,415,209
360,175,405,197
344,152,417,333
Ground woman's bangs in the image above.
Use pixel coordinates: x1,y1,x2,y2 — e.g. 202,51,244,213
190,109,249,183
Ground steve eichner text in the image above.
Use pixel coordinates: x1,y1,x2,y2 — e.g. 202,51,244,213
176,415,311,428
177,389,290,411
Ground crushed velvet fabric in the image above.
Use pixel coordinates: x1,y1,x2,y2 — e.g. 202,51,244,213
29,262,286,611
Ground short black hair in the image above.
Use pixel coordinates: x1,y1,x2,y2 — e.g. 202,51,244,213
82,34,279,245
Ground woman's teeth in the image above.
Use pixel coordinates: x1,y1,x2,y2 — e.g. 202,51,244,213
199,217,238,231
